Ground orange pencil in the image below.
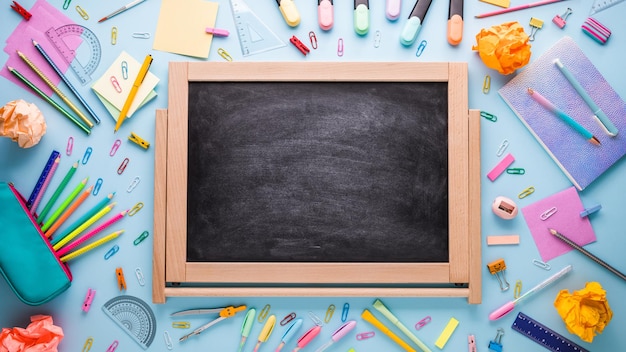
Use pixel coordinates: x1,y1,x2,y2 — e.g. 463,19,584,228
44,185,93,238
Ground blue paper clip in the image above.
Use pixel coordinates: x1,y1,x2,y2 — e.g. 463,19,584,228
341,303,349,322
415,40,427,57
104,245,119,260
121,61,128,80
93,178,103,195
82,147,92,164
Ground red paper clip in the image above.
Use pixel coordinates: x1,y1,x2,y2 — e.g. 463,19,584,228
82,288,95,312
280,312,296,326
11,1,32,20
290,35,310,56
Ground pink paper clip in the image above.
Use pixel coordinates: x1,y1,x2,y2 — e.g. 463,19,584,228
290,35,310,56
106,340,119,352
66,136,74,156
415,316,431,330
82,288,95,312
356,331,375,340
11,1,32,20
110,139,121,156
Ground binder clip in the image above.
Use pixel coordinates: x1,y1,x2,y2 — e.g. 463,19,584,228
487,258,510,291
488,328,504,352
82,288,95,312
290,35,310,56
11,1,32,20
552,8,572,29
528,17,544,41
116,267,127,291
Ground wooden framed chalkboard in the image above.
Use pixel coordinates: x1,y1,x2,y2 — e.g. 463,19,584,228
153,62,481,304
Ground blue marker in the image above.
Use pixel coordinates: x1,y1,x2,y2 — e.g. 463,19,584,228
275,318,303,351
354,0,369,36
400,0,433,46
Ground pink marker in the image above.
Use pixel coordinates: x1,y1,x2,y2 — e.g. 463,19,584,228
317,0,333,30
314,320,357,352
206,27,230,37
292,325,321,352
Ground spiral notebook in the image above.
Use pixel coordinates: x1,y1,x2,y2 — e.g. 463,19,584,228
499,36,626,190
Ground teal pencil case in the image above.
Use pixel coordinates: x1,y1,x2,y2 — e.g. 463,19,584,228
0,182,72,305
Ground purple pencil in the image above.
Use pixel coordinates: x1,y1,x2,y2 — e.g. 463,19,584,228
30,156,60,215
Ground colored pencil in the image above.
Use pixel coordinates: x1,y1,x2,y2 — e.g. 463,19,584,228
7,66,91,135
475,0,564,18
51,192,115,246
98,0,147,22
27,150,60,209
44,185,92,238
32,40,101,124
36,161,78,223
56,210,127,257
16,50,93,128
60,230,124,262
53,202,116,251
549,229,626,282
41,177,88,232
30,155,60,215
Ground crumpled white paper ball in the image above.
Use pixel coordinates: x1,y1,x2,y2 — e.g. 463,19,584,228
0,99,46,148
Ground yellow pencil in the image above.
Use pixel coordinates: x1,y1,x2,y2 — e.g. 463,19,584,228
114,54,153,132
41,177,88,232
44,185,93,238
16,50,94,128
361,309,416,352
60,230,124,262
53,202,116,251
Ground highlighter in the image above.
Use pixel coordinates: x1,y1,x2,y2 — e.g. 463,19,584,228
400,0,433,46
275,318,303,351
276,0,300,27
292,325,322,352
314,320,357,352
237,308,256,352
353,0,370,36
253,314,276,352
318,0,334,31
386,0,402,20
447,0,463,45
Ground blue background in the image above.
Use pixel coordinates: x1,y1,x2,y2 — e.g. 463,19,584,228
0,0,625,351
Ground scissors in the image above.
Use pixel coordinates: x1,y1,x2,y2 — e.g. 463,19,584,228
173,305,247,342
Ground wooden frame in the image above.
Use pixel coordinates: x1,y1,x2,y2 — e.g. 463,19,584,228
153,62,481,304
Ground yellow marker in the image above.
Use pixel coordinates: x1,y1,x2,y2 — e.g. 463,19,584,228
277,0,300,27
253,314,276,352
434,317,459,349
60,230,123,262
361,310,416,352
53,202,116,250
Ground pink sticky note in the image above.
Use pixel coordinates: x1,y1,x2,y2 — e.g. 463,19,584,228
522,186,596,262
487,153,514,181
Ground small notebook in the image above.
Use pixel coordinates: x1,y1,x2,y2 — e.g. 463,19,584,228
499,36,626,190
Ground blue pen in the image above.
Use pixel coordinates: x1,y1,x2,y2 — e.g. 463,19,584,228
354,0,369,36
400,0,433,46
275,318,303,351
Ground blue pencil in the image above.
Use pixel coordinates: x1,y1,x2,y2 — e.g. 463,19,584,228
50,192,115,246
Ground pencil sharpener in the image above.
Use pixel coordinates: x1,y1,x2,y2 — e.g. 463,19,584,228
492,196,518,220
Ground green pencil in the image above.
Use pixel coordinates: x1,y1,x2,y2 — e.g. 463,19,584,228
41,177,88,232
50,192,115,246
36,161,78,223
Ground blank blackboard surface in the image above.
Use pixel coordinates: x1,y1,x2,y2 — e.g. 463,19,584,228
187,81,449,263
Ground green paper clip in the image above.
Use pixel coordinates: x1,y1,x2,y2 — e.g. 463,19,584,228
481,111,497,122
134,230,149,245
507,168,525,175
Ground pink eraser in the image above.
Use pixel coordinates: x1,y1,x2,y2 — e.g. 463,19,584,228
206,27,230,37
487,153,514,181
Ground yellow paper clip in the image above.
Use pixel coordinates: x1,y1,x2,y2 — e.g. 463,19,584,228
529,17,544,41
129,132,150,149
116,267,127,291
518,186,535,199
217,48,233,61
487,258,510,291
480,111,497,122
324,304,336,323
111,27,117,45
258,304,271,323
129,202,144,216
483,75,491,94
82,337,93,352
514,280,522,299
172,321,191,329
76,5,88,20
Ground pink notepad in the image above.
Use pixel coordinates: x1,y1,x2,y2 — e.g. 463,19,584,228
522,186,596,262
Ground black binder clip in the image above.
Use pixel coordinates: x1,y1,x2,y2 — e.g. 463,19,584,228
11,1,32,20
290,35,310,56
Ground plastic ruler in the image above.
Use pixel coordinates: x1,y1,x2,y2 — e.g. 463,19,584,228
511,312,589,352
45,24,101,86
590,0,625,15
229,0,285,56
26,150,60,209
102,295,157,350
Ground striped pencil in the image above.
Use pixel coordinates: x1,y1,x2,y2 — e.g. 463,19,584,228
30,155,60,215
41,177,88,232
53,202,116,251
60,230,124,262
50,192,115,246
56,210,128,257
44,185,93,238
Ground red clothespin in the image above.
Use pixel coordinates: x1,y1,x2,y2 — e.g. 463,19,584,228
116,267,127,291
11,1,32,20
290,35,310,56
82,288,96,312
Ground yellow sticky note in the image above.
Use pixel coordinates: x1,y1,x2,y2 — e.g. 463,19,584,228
153,0,218,58
435,317,459,349
479,0,511,8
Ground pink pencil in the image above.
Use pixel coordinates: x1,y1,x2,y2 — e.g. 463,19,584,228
55,210,128,257
30,156,60,215
475,0,564,18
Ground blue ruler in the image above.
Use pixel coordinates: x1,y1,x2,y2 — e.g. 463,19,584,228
27,150,60,209
511,312,589,352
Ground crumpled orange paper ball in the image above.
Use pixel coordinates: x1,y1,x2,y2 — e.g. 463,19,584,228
0,315,64,352
554,281,613,343
0,99,47,148
472,21,532,75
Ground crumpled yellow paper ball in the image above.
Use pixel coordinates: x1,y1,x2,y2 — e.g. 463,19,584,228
0,315,63,352
472,21,532,75
554,281,613,343
0,99,47,148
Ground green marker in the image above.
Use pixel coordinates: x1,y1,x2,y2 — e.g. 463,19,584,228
400,0,433,46
353,0,369,36
237,308,256,352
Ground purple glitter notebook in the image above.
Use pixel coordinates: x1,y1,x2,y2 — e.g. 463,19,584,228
499,37,626,190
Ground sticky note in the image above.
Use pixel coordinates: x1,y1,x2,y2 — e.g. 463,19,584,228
435,317,459,349
479,0,510,8
487,153,515,181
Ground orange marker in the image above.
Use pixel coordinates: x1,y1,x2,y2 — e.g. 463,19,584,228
447,0,463,45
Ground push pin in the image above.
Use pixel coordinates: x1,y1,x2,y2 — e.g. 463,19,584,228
488,328,504,352
552,8,572,29
487,258,510,291
528,17,544,41
290,35,310,56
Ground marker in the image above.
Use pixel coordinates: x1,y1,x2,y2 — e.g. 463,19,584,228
237,308,256,352
276,0,300,27
400,0,433,46
318,0,334,31
354,0,370,35
314,320,357,352
447,0,463,45
253,315,275,352
386,0,402,20
292,325,322,352
275,318,303,351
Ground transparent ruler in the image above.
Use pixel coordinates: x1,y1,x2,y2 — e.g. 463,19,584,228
590,0,625,15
